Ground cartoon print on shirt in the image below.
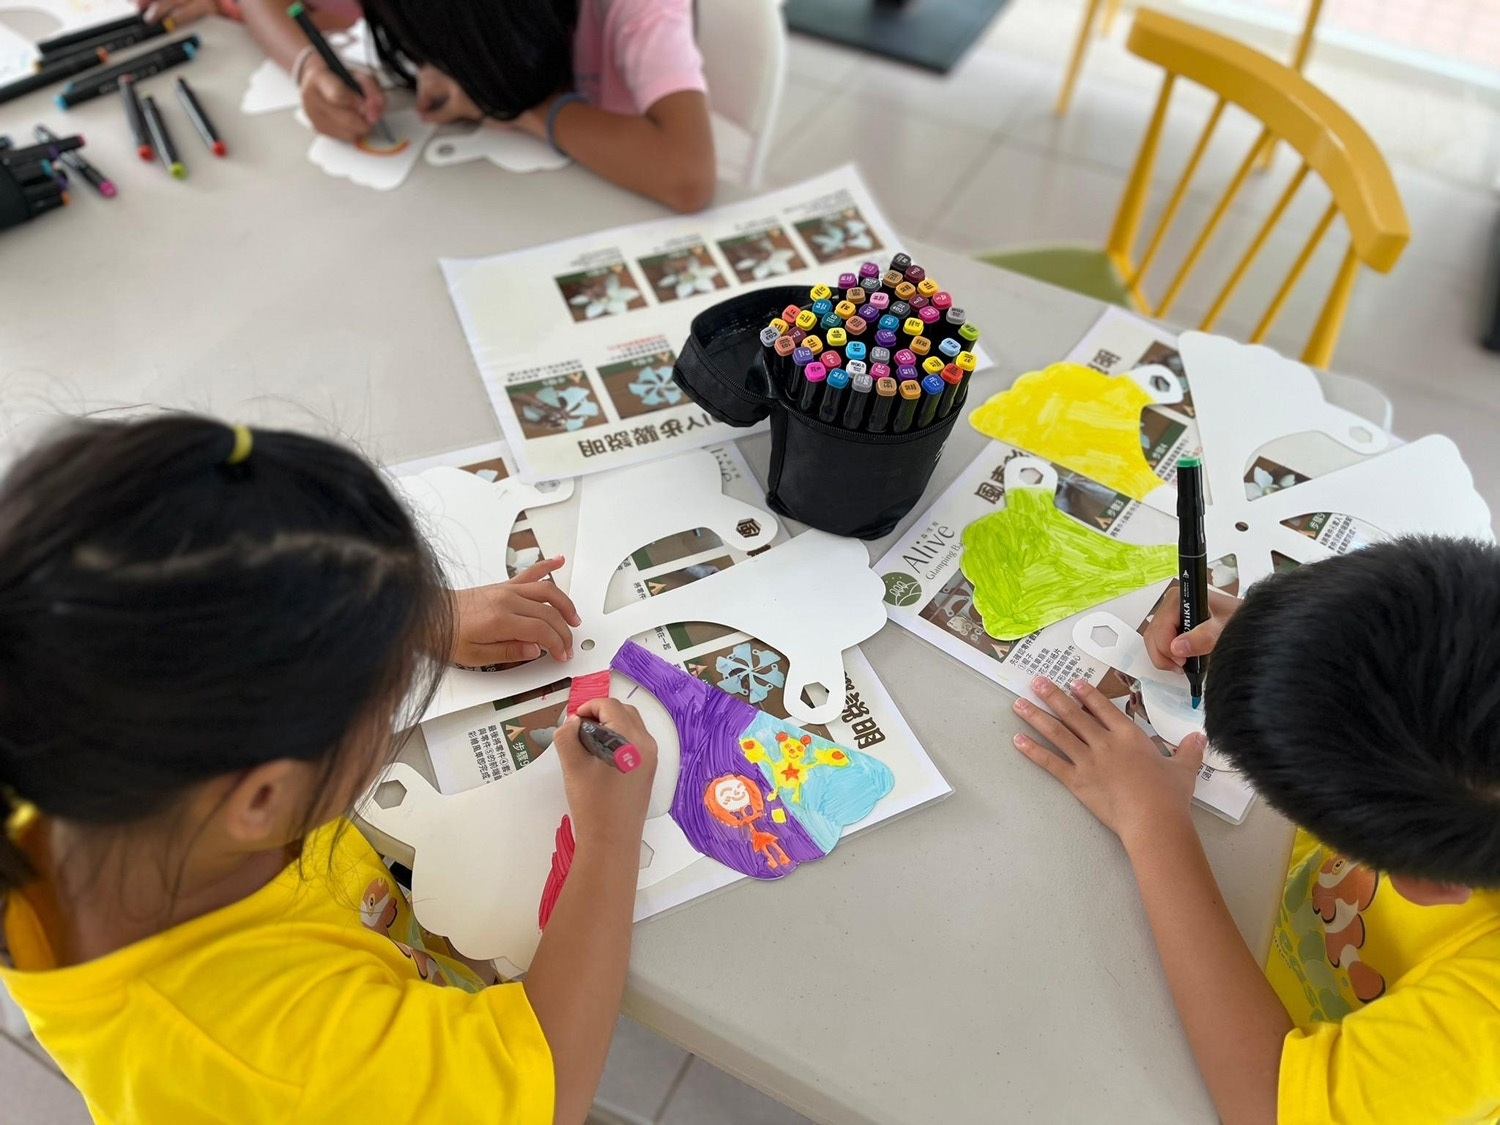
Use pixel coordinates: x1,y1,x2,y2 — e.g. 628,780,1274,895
359,876,467,989
1272,846,1387,1021
1311,854,1386,1003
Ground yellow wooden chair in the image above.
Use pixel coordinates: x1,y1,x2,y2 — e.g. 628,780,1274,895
987,8,1408,368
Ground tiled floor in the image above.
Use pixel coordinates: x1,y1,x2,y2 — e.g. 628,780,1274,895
6,2,1499,1122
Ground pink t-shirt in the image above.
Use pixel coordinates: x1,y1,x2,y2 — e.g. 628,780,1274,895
573,0,707,116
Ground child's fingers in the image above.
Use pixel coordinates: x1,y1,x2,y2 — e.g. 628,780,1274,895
1012,696,1088,759
1170,620,1221,659
509,555,566,585
1012,731,1075,783
1027,676,1099,742
507,597,573,658
1069,680,1129,732
454,639,541,666
502,611,572,661
356,73,386,123
1175,732,1208,772
511,579,581,628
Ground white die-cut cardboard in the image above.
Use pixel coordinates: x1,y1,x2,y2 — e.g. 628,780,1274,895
304,107,435,191
423,124,569,173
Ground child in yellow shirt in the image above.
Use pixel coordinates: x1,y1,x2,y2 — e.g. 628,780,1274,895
1012,537,1500,1124
0,414,657,1125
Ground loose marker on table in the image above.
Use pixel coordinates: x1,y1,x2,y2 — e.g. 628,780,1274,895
120,75,152,160
1176,455,1209,708
140,94,185,178
577,720,642,773
286,2,395,146
175,78,225,156
33,126,114,197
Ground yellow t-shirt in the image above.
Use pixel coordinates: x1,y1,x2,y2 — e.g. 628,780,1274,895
1268,828,1500,1123
0,819,553,1124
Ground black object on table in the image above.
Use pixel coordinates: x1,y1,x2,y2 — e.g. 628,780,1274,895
783,0,1013,73
1483,208,1500,354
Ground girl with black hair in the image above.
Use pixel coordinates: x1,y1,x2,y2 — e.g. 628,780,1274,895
0,415,658,1124
236,0,716,212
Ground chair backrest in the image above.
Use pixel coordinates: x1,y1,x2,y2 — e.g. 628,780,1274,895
1108,8,1409,367
697,0,788,189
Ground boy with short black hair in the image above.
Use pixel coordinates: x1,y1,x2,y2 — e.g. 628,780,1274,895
1012,536,1500,1124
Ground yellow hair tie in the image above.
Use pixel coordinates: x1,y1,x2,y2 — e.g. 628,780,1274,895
2,788,37,842
226,424,254,466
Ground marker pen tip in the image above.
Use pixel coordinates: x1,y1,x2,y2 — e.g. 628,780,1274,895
211,140,226,157
168,162,185,179
98,180,117,197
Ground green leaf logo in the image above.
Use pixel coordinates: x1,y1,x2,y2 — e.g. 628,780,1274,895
882,572,922,607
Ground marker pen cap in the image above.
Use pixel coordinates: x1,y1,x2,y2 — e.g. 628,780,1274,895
938,337,962,358
876,375,899,395
804,361,828,383
846,340,867,361
874,329,898,348
889,300,912,320
877,314,900,332
846,359,868,378
774,336,797,357
826,367,850,390
941,363,964,386
918,306,942,326
889,252,913,272
894,281,916,301
769,317,788,334
894,349,916,367
959,322,981,344
838,272,857,289
897,364,918,381
857,303,878,321
921,373,944,395
787,327,807,344
923,356,945,376
909,294,929,311
782,304,803,323
834,300,856,319
932,291,953,311
812,298,833,317
956,351,978,372
792,347,814,366
869,347,891,365
917,278,939,297
851,371,874,393
904,264,926,284
868,292,890,310
899,379,922,401
810,283,832,301
795,309,817,330
902,317,924,336
826,326,848,348
801,335,823,355
870,362,891,380
845,315,868,336
882,269,904,289
820,312,843,330
859,261,881,280
909,336,931,356
845,286,866,305
820,350,840,369
759,326,781,347
945,306,966,326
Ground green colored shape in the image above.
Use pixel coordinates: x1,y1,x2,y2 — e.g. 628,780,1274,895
975,246,1132,308
959,486,1175,640
1178,455,1202,468
882,572,923,607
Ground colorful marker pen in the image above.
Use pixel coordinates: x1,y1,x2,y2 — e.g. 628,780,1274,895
858,260,881,281
896,364,918,382
909,336,931,357
845,286,866,305
819,367,849,424
938,337,962,359
56,36,200,108
877,313,900,333
856,303,878,322
809,283,832,301
811,298,833,317
800,334,823,356
917,373,945,428
892,379,922,434
881,269,904,290
956,351,978,373
917,278,939,298
819,350,840,370
845,315,868,338
869,346,891,366
41,16,171,62
889,252,912,273
0,48,107,106
868,292,890,311
774,334,797,359
834,299,856,319
837,272,857,289
874,328,898,348
846,340,867,362
846,358,868,378
578,720,642,773
893,348,916,369
945,306,966,327
919,306,942,328
959,322,981,347
37,14,144,55
867,377,898,433
769,316,788,335
894,281,917,302
820,312,843,330
922,355,945,377
904,264,926,284
781,303,802,324
889,300,912,320
795,309,817,331
798,361,827,414
909,294,929,311
932,291,953,312
902,316,925,337
1176,456,1210,708
938,363,966,418
843,370,874,429
759,325,781,348
869,361,891,381
826,326,848,349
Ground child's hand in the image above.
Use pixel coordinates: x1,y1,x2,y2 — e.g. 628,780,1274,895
414,65,483,125
139,0,217,22
552,699,658,849
1143,585,1240,672
299,56,386,143
452,557,581,666
1012,676,1206,847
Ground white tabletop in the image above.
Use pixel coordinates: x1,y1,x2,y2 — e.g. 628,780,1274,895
1,22,1386,1124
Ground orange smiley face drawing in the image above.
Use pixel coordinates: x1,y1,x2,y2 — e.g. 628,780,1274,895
355,135,410,157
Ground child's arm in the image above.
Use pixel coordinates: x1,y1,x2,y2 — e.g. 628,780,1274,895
517,91,715,214
523,698,658,1125
239,0,385,141
1013,677,1290,1125
138,0,219,22
1143,583,1241,672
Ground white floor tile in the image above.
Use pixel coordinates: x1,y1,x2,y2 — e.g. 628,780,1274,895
593,1017,691,1122
659,1058,812,1125
0,1034,90,1125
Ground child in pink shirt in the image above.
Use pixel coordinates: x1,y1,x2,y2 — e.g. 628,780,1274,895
359,0,714,212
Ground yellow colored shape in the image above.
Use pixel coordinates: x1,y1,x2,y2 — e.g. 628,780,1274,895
968,362,1165,501
772,808,788,823
960,486,1176,641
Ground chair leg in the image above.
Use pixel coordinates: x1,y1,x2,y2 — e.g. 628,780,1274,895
1055,0,1105,116
1101,0,1122,35
1302,246,1360,369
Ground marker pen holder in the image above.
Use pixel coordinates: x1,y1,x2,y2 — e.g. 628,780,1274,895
0,166,30,232
673,286,964,540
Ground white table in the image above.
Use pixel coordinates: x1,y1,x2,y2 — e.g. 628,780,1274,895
1,21,1390,1124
